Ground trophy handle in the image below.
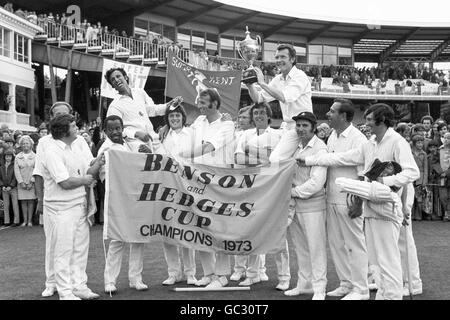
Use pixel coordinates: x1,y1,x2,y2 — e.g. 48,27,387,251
256,35,262,47
237,42,245,61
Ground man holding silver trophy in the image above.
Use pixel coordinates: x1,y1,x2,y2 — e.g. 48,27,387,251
238,28,311,162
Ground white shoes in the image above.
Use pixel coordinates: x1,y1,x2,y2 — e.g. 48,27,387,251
341,291,370,300
59,293,81,300
368,282,378,291
312,292,326,300
284,287,314,296
104,283,117,294
260,272,269,282
72,288,100,300
162,275,182,286
205,276,228,289
230,271,245,281
195,276,213,287
20,222,26,227
327,286,352,297
239,277,261,286
402,286,423,296
129,280,148,291
41,286,56,298
186,275,197,285
276,280,290,291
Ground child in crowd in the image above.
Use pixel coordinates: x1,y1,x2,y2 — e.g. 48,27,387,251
0,149,20,227
411,134,428,220
427,140,442,220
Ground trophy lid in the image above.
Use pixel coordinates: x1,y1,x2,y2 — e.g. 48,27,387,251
244,26,252,41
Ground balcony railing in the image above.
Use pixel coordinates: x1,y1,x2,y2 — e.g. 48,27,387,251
34,21,220,69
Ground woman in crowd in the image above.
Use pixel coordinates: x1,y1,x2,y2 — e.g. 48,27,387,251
395,123,411,143
316,122,331,143
0,148,20,227
411,134,428,221
436,132,450,221
14,135,36,227
435,122,448,147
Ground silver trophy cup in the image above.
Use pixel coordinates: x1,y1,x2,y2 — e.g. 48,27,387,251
237,26,262,84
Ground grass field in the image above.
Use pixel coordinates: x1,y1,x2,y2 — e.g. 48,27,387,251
0,220,449,300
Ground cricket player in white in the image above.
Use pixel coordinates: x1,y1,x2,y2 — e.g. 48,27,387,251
177,88,235,289
100,115,150,294
298,104,420,299
105,67,181,153
157,103,197,286
34,102,93,299
317,99,370,300
41,114,102,300
245,44,312,162
284,111,328,300
233,102,291,290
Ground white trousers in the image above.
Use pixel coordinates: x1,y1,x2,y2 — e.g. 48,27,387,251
398,220,422,290
327,203,369,294
43,209,56,289
365,218,403,300
163,243,196,277
198,251,215,277
104,241,144,285
233,241,290,281
269,128,299,162
46,204,90,297
288,211,327,293
198,251,230,277
215,252,231,276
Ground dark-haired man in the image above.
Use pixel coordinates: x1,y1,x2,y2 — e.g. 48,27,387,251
314,99,369,300
98,115,149,294
421,115,433,139
41,114,103,300
298,103,420,300
178,88,235,289
245,44,312,162
33,101,94,298
105,67,181,153
284,111,328,300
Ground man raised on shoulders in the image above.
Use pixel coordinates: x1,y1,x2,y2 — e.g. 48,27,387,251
105,67,182,153
245,44,312,162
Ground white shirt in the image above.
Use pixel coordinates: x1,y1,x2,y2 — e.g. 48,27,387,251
235,126,282,163
161,127,194,162
33,134,93,177
258,66,312,128
97,138,133,182
41,138,93,211
291,135,327,213
188,115,235,167
322,124,367,205
106,88,166,142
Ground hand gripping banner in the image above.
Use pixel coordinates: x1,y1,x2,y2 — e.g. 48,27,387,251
104,150,295,255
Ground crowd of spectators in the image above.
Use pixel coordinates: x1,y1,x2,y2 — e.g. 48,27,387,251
299,63,449,94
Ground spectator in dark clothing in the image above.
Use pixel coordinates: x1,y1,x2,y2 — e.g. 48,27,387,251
0,148,20,226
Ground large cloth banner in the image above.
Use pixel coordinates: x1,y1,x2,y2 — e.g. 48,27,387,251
100,58,151,99
104,150,295,255
165,52,242,117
